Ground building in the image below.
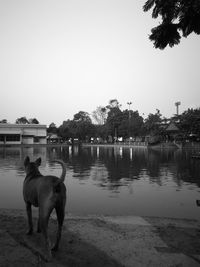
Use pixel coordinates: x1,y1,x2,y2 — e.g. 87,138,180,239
47,133,62,144
0,124,47,145
165,121,181,141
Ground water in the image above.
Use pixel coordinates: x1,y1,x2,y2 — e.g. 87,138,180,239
0,145,200,219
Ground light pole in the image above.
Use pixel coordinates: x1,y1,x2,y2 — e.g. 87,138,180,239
127,102,132,145
175,101,181,115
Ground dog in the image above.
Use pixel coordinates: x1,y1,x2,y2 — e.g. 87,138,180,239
23,156,66,261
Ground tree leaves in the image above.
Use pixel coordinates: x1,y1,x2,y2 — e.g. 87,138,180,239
143,0,155,12
143,0,200,49
179,4,200,36
149,23,181,49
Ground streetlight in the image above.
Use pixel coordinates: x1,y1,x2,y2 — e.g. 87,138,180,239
127,102,132,145
175,101,181,115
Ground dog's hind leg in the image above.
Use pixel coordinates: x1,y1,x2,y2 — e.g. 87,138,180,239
25,202,33,235
39,206,53,261
52,204,65,251
38,207,52,261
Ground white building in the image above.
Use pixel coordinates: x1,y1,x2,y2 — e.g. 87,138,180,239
0,124,47,145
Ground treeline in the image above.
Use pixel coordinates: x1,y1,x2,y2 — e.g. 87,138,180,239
47,99,200,142
0,117,39,124
1,99,200,142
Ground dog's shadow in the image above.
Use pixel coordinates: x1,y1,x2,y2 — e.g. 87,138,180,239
0,214,122,267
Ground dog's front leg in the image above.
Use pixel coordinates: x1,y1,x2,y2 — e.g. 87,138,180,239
25,202,33,235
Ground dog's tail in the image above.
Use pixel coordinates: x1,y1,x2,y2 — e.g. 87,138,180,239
54,160,66,183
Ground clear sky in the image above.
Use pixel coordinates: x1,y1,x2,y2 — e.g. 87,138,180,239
1,0,200,126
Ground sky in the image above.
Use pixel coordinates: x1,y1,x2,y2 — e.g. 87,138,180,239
1,0,200,126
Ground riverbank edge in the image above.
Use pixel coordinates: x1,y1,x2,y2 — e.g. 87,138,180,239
1,207,200,222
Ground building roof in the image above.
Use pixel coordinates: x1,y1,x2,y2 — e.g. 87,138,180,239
47,133,61,139
0,123,46,129
165,122,180,132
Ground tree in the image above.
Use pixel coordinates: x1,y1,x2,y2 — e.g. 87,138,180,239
73,111,95,141
106,99,121,109
73,111,92,123
129,111,144,137
92,106,107,125
94,124,108,140
118,110,144,138
179,108,200,135
59,112,95,142
0,119,7,123
117,110,129,138
47,122,58,134
59,120,75,140
105,100,122,139
144,110,162,135
16,117,29,124
143,0,200,49
29,118,39,124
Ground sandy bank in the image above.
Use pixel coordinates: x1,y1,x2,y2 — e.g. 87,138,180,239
0,208,200,267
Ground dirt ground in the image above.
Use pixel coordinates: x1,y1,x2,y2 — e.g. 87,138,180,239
0,209,200,267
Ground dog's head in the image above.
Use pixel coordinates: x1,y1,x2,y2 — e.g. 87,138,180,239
24,156,42,176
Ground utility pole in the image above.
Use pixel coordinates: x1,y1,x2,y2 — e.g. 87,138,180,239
175,101,181,115
127,102,132,145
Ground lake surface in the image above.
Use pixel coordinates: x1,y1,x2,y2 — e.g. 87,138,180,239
0,145,200,219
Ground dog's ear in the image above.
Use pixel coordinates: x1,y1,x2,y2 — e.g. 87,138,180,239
35,157,41,166
24,156,30,166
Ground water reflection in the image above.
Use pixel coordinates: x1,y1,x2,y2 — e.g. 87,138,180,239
0,145,200,219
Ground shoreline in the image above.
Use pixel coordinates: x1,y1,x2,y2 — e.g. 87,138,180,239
1,207,200,221
0,208,200,266
1,141,200,150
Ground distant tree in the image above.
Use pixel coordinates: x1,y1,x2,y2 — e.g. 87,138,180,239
106,99,121,109
73,111,95,141
143,0,200,49
59,120,74,139
92,106,107,125
130,110,145,137
118,110,144,138
179,108,200,135
16,117,29,124
0,119,7,123
49,122,56,128
47,122,58,134
94,124,108,140
29,118,39,124
73,111,92,123
144,110,162,135
117,110,129,138
106,100,122,139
